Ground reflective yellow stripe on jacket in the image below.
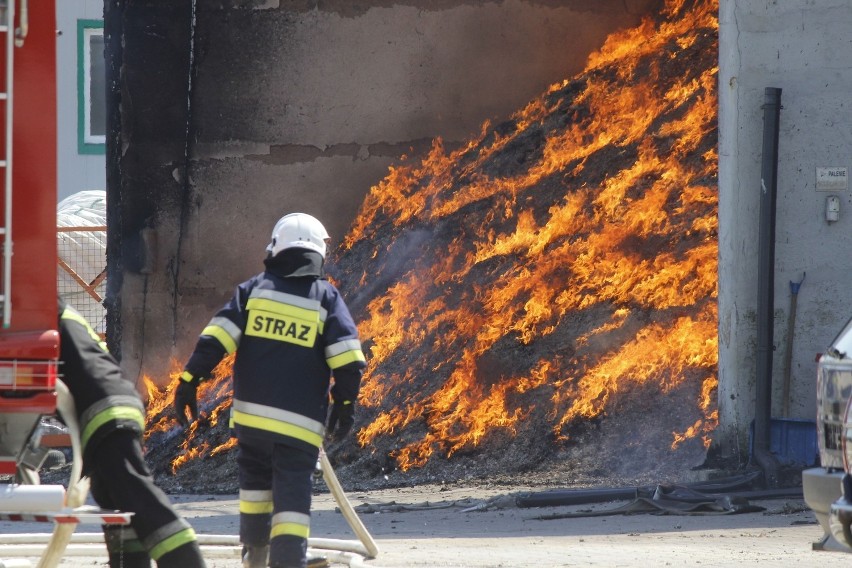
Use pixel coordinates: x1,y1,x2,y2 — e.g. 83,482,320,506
80,406,145,450
232,399,325,448
200,316,242,354
78,395,146,452
325,338,366,369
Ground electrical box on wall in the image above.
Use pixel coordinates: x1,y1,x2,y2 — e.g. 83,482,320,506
826,195,841,223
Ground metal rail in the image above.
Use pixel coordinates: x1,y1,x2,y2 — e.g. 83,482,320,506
1,0,14,328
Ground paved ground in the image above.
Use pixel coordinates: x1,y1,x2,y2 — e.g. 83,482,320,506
0,483,849,567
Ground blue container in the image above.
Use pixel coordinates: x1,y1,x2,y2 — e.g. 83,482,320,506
748,418,819,467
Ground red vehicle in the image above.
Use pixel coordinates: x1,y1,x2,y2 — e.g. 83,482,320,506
0,0,61,482
0,0,130,542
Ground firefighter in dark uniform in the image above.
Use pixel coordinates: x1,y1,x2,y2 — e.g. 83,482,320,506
58,298,206,568
174,212,366,568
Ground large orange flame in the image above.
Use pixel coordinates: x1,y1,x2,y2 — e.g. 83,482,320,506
347,0,719,471
144,355,236,473
145,0,720,477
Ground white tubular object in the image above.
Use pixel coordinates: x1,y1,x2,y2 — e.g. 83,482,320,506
319,449,379,559
0,534,104,544
52,380,83,495
0,546,378,567
322,550,376,568
3,533,367,550
309,538,376,556
0,536,384,567
0,485,64,512
0,559,33,568
36,379,89,568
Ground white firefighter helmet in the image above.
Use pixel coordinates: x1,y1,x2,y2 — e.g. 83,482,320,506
266,213,330,258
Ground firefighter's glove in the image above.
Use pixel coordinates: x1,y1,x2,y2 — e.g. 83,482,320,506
175,371,199,427
328,400,355,442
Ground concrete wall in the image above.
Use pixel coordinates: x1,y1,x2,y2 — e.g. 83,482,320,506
717,0,852,458
56,0,105,202
107,0,659,385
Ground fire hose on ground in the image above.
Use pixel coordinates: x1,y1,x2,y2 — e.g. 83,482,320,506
1,389,380,567
36,379,90,568
1,534,375,567
318,448,380,559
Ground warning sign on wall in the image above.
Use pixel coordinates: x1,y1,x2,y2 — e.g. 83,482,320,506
816,167,848,191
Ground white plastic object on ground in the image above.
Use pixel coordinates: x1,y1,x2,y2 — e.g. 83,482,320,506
0,559,33,568
0,486,64,512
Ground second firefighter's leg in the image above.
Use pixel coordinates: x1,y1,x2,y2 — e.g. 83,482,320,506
89,430,206,568
269,444,318,568
238,438,274,568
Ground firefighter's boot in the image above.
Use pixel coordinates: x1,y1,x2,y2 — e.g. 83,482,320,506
242,544,270,568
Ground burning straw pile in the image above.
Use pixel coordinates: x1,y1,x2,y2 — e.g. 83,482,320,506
145,0,720,493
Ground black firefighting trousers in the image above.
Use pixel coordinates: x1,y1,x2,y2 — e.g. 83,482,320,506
89,430,205,568
238,436,319,568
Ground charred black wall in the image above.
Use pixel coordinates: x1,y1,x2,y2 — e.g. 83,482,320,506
105,0,660,385
105,0,194,368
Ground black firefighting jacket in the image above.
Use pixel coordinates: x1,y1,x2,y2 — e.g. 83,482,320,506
182,249,366,453
58,298,146,470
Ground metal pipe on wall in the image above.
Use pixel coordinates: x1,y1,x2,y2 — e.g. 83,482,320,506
754,86,782,488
